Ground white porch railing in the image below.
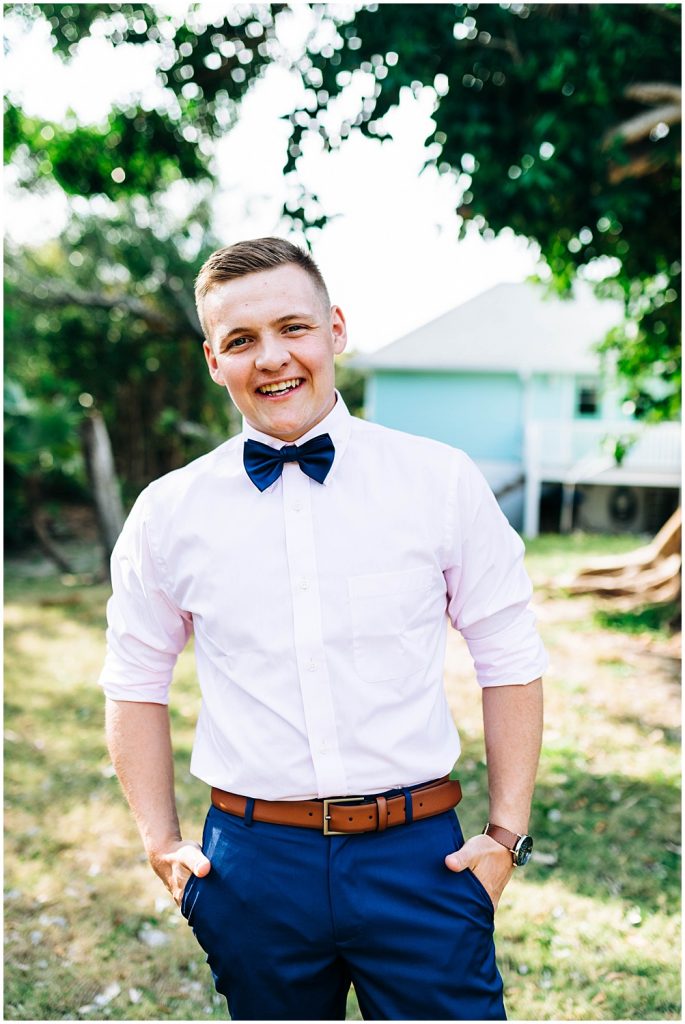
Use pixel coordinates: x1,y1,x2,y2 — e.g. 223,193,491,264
527,419,681,473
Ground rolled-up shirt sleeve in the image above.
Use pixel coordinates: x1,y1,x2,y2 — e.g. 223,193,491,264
444,452,548,687
98,488,192,703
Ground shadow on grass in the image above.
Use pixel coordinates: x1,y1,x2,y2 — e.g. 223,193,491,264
529,770,680,911
4,702,198,825
452,738,680,915
608,711,680,748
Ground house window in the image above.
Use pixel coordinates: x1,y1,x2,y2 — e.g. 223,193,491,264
576,381,599,417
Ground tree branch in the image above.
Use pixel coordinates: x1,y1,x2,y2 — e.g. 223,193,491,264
469,31,523,65
603,102,681,148
162,280,204,337
505,26,523,66
14,278,179,333
608,152,669,184
624,82,681,105
646,5,682,28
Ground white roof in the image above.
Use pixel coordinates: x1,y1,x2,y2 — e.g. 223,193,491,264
358,281,624,375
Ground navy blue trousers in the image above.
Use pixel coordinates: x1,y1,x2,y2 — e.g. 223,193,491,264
181,803,505,1021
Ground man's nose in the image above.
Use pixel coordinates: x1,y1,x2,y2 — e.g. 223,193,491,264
254,334,292,372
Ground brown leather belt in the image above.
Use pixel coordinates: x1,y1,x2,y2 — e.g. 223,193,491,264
211,776,462,835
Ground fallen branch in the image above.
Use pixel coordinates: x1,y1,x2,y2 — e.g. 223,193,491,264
564,553,681,596
26,474,77,574
567,507,681,576
555,508,682,608
557,509,679,610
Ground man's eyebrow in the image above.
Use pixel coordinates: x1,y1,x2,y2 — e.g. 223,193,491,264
273,312,318,324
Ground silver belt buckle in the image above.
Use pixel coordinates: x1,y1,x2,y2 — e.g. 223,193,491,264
322,796,365,835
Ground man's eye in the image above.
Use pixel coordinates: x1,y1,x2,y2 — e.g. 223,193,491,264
227,336,250,350
284,324,308,333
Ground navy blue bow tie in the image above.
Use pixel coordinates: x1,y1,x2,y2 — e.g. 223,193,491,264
243,433,335,492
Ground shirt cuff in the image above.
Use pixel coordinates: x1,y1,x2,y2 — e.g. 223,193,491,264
464,614,549,688
98,664,172,704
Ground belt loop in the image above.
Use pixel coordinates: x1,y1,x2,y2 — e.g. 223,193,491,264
375,795,389,832
243,797,255,828
401,787,414,825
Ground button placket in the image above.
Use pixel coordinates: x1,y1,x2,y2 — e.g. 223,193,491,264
281,463,347,795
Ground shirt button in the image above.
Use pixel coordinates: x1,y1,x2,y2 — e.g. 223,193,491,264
307,659,317,672
292,501,303,512
319,740,329,754
298,578,309,591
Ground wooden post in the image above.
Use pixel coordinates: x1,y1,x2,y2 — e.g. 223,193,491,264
523,420,541,539
560,483,576,534
81,410,125,569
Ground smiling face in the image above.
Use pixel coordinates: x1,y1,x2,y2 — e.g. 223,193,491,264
202,263,347,442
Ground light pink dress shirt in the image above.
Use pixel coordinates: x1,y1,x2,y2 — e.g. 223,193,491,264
100,394,547,800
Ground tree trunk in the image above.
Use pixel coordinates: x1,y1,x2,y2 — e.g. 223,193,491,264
81,410,126,570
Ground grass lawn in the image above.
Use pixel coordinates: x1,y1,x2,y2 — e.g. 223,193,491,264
4,533,681,1020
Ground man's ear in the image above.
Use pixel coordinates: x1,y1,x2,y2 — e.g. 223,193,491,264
330,306,347,356
203,339,225,385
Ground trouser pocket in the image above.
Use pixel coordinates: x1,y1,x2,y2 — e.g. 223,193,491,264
447,811,495,918
180,809,217,925
180,871,200,922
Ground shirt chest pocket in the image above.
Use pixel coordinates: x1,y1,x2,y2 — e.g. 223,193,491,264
347,566,442,683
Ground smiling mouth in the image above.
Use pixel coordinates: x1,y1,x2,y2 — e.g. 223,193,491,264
256,378,304,397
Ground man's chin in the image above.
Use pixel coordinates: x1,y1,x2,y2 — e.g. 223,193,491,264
245,394,334,443
247,413,308,443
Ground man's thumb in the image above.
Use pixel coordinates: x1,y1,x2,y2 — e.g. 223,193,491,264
181,842,211,877
192,855,211,878
445,851,467,873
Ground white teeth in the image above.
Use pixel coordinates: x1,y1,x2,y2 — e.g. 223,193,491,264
257,379,302,394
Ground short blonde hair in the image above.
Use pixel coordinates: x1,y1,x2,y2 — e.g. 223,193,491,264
194,237,331,337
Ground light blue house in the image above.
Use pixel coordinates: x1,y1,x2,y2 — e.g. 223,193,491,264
356,282,680,536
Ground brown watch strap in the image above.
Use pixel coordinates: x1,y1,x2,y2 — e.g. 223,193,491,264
483,822,521,851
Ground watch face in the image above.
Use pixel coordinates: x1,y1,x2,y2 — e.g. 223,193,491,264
515,835,534,866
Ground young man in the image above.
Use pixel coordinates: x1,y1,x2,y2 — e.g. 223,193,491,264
101,237,546,1021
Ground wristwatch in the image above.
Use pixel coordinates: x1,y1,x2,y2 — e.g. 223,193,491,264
483,823,534,866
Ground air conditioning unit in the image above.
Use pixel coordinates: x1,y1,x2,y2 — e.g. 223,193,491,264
607,486,640,528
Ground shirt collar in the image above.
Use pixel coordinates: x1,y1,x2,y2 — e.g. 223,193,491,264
241,390,352,486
